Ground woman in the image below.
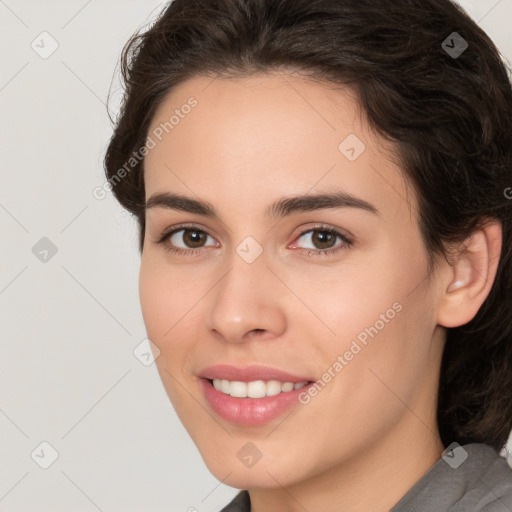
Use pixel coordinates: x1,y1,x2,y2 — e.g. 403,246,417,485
103,0,512,510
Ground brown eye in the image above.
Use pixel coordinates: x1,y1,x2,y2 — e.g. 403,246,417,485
179,229,208,248
156,226,219,255
294,227,351,253
309,230,338,250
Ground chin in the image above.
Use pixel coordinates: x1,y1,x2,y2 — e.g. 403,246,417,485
200,452,303,489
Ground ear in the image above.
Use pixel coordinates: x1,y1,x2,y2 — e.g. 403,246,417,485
437,218,502,328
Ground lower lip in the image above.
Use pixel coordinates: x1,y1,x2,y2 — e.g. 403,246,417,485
199,378,313,426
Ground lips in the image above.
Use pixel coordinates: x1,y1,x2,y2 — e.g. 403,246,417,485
197,364,315,383
199,377,316,426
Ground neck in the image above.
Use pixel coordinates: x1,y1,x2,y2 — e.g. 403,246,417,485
248,408,445,512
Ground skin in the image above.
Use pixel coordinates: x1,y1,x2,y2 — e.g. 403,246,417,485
138,72,502,512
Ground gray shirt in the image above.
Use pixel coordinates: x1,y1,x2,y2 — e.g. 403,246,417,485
219,443,512,511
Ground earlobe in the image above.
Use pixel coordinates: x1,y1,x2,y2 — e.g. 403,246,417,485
437,219,502,328
446,279,465,293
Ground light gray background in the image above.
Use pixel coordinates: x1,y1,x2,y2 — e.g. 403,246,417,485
0,1,511,511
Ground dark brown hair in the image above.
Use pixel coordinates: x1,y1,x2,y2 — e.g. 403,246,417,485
104,0,512,452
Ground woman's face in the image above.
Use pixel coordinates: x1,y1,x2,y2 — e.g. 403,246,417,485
139,72,447,489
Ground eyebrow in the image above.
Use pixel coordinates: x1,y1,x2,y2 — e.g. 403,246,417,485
145,190,380,220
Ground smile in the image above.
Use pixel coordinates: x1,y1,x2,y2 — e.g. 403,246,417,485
211,378,310,398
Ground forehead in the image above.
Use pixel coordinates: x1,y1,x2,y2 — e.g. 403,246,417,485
146,72,366,160
143,73,414,221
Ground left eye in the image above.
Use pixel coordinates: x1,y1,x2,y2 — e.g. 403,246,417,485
291,227,352,255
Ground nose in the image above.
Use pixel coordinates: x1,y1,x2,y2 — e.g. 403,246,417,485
206,251,287,344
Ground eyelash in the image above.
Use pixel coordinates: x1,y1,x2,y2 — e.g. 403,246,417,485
155,223,353,258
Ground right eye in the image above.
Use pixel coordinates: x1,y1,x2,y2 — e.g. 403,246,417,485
157,226,219,255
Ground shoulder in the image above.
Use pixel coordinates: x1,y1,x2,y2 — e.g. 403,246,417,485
461,443,512,512
480,492,512,512
219,490,251,512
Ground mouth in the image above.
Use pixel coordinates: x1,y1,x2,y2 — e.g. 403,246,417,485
205,378,314,398
197,363,315,386
200,377,316,426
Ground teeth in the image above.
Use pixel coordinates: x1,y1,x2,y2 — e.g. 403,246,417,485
212,379,309,398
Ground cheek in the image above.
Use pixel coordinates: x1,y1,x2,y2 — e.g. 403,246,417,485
138,260,205,377
292,244,427,390
139,263,167,335
318,276,434,427
139,262,196,407
139,259,195,336
138,267,189,378
288,258,402,345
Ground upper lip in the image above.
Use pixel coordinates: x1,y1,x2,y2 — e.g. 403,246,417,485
198,364,315,383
